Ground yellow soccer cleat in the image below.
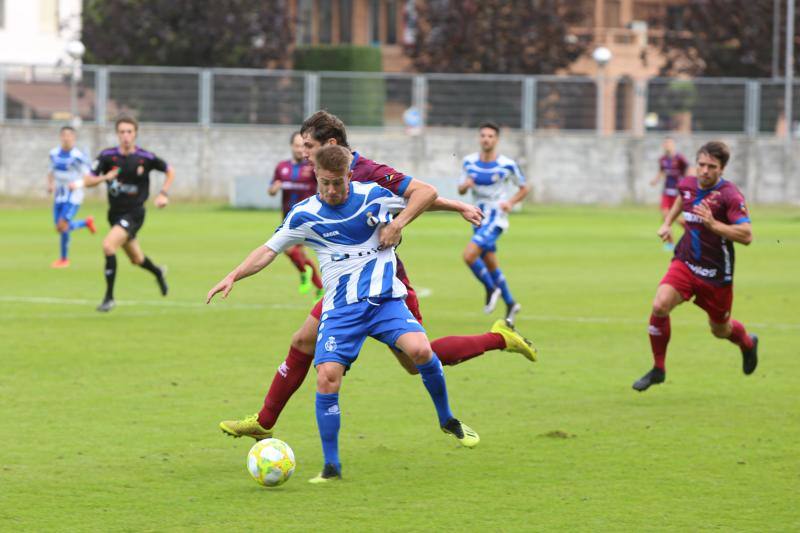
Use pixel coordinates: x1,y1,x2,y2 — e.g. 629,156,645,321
308,463,342,484
219,414,273,441
441,418,480,448
491,319,537,362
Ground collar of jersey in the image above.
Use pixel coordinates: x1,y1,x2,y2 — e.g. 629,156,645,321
697,177,725,192
317,182,356,210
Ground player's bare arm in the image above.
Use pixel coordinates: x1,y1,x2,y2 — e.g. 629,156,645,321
76,167,119,189
457,177,475,195
428,197,484,226
650,169,665,186
154,166,175,208
693,202,753,245
499,183,531,213
206,245,279,303
658,195,683,241
378,179,437,249
46,171,55,194
268,180,282,196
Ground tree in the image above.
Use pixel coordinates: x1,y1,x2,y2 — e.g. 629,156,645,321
82,0,293,68
405,0,588,74
659,0,800,77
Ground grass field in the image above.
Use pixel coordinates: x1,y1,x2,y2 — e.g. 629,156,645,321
1,200,798,532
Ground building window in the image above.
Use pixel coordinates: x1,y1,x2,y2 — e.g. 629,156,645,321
385,0,397,44
339,0,352,43
666,6,685,32
370,0,381,44
318,0,332,43
297,0,313,44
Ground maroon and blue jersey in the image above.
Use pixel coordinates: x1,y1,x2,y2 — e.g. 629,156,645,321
349,151,412,196
674,176,750,286
272,159,316,216
659,153,689,197
92,146,169,212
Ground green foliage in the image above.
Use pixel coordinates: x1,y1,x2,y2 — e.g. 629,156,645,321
294,46,385,127
1,202,799,530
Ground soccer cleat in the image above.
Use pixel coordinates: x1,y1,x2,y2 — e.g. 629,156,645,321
632,367,665,392
505,302,522,326
314,287,324,302
484,287,501,314
86,216,97,234
156,266,168,296
298,266,313,294
219,414,273,441
96,298,115,312
308,463,342,484
741,334,758,375
441,418,480,448
50,258,70,269
490,319,537,362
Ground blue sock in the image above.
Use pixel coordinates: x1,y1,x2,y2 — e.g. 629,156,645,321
416,354,454,426
490,269,515,305
69,219,87,230
468,258,496,293
59,232,70,260
315,392,341,469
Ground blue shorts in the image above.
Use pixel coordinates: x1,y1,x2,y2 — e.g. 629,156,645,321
315,298,426,369
53,202,80,225
471,224,504,253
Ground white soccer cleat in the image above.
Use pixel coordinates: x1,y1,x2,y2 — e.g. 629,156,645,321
484,288,501,314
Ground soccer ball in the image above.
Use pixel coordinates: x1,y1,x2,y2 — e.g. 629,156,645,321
247,438,296,487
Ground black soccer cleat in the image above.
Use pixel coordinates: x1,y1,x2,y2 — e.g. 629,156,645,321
632,367,665,392
156,266,168,296
96,298,116,313
741,334,758,375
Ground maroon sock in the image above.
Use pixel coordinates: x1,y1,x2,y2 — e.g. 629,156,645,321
648,314,671,370
257,347,313,429
727,319,754,349
431,333,505,366
305,260,323,289
285,246,307,273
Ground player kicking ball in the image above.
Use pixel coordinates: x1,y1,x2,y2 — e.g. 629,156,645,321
634,141,758,392
208,145,479,483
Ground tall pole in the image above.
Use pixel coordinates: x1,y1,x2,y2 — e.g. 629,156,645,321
773,0,781,78
786,0,795,144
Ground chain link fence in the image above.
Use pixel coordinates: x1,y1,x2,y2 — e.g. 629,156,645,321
1,63,797,136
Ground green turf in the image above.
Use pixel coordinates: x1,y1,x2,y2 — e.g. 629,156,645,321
1,201,798,532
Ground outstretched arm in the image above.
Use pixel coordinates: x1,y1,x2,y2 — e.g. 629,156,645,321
499,183,531,213
154,166,175,208
428,196,484,226
206,245,279,303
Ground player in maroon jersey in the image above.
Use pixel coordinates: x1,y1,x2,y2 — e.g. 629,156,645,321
269,132,322,297
217,111,537,442
650,137,690,249
634,141,758,392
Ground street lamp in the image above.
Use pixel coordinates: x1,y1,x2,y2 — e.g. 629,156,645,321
592,46,613,135
66,40,85,127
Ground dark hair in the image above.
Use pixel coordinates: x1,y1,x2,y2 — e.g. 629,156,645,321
697,141,730,168
290,131,302,144
479,121,500,134
300,111,349,148
315,145,351,175
115,115,139,132
60,125,76,133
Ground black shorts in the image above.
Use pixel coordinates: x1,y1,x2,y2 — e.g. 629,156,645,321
108,208,145,238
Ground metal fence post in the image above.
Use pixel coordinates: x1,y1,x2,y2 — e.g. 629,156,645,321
0,66,5,123
304,72,319,117
199,69,213,126
95,67,108,126
412,74,427,128
632,79,647,136
522,76,536,132
745,80,760,137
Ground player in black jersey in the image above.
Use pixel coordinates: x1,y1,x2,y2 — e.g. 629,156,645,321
74,116,175,312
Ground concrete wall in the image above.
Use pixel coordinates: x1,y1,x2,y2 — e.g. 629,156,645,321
1,122,798,205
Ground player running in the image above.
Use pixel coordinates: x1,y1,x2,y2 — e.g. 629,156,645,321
73,116,175,312
209,145,479,482
459,122,530,324
216,111,536,450
633,141,758,392
650,137,690,250
47,126,96,268
268,131,322,298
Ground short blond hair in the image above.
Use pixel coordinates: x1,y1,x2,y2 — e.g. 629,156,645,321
315,145,351,175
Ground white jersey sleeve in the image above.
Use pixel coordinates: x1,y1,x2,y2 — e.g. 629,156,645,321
264,212,308,254
498,155,525,187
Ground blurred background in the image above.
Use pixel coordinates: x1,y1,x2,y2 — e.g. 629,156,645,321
0,0,797,205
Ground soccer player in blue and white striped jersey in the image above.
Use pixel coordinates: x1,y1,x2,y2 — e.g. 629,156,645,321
207,145,479,483
46,126,96,268
459,122,530,324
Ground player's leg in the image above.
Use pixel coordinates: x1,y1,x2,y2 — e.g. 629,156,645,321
51,203,71,267
633,265,688,391
697,285,758,375
463,236,499,312
483,244,521,325
123,237,168,296
309,361,345,483
97,225,129,311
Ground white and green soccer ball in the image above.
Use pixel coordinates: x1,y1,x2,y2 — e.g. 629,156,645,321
247,438,296,487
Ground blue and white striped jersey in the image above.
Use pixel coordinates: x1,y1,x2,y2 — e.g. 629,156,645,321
49,147,91,204
460,153,525,229
265,181,408,313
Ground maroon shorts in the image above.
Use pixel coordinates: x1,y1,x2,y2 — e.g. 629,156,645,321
660,193,678,211
309,263,424,324
660,259,733,323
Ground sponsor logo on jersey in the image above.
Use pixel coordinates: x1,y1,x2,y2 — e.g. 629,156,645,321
323,230,340,238
137,165,144,176
684,261,717,278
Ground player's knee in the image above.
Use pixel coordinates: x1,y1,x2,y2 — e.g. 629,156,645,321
651,300,671,317
56,220,69,233
316,369,340,393
709,322,730,338
462,249,477,264
129,255,143,265
102,241,117,255
405,344,433,365
291,328,315,355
